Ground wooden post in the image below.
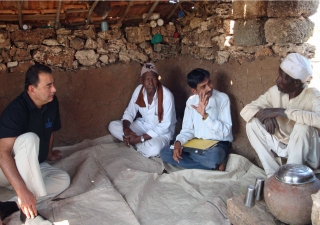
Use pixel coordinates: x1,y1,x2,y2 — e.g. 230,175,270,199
166,1,181,21
17,1,23,29
143,0,160,24
86,0,99,28
55,0,62,29
118,0,133,24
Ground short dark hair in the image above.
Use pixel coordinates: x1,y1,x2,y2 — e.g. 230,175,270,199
25,64,52,91
187,68,210,89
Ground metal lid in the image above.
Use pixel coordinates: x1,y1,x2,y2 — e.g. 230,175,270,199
275,164,315,184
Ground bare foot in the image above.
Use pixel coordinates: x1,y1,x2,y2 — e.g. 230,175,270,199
218,158,228,171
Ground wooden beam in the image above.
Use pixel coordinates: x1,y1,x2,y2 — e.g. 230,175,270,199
65,9,89,14
55,0,62,29
118,0,133,24
0,14,66,22
17,1,23,29
166,1,181,21
86,0,99,28
143,0,160,24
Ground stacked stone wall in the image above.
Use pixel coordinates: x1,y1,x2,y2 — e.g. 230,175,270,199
0,1,318,73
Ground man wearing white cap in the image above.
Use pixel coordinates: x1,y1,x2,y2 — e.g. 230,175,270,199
108,62,177,157
241,53,320,177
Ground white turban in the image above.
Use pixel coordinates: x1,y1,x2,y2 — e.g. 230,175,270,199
280,53,312,82
140,62,158,77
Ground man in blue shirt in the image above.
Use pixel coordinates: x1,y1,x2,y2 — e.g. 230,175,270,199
161,68,233,170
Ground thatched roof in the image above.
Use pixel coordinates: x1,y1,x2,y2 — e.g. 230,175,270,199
0,1,194,29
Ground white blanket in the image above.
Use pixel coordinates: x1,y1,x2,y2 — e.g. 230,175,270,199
1,135,266,225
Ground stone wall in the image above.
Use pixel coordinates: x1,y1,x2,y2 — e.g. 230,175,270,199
0,1,318,72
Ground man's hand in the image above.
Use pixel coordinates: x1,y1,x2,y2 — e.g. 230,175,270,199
191,91,209,117
263,118,279,135
123,121,138,147
173,141,183,163
17,188,37,219
47,150,62,161
255,108,287,123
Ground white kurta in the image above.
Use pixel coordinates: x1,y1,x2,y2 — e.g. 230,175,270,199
240,85,320,176
109,84,177,157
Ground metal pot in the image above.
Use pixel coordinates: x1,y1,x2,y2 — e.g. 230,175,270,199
264,164,320,225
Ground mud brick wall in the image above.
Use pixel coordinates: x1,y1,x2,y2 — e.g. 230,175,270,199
0,1,318,166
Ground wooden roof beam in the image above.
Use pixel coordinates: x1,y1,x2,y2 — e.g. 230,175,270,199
17,1,23,29
55,0,62,29
0,14,66,22
166,1,181,21
118,0,133,24
86,0,99,28
143,0,160,24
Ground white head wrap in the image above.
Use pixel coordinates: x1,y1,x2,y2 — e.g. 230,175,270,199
141,62,158,77
280,53,312,82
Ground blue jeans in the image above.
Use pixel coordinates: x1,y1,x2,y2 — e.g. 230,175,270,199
160,142,230,170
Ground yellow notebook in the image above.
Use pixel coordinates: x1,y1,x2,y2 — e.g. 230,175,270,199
182,138,219,150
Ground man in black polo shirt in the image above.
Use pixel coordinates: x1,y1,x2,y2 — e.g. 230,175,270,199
0,64,70,224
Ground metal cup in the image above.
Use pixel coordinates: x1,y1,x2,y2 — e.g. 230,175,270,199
244,184,255,207
254,177,265,201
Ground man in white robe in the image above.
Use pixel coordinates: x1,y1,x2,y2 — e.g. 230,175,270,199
240,53,320,177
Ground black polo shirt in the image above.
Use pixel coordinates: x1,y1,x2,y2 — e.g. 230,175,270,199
0,91,61,163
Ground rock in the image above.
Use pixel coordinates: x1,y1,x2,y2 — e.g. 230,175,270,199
11,28,55,44
162,37,180,45
108,53,118,64
96,38,108,54
265,18,314,44
234,20,266,46
7,61,18,68
255,47,273,58
72,60,79,70
1,50,11,62
13,49,32,61
198,47,216,60
107,43,121,53
126,42,138,50
0,31,11,50
33,48,75,68
212,34,226,50
99,55,109,64
232,0,267,19
182,30,219,48
166,25,176,37
216,51,230,64
42,39,60,46
56,28,72,35
223,20,235,35
70,38,85,50
74,25,96,39
97,29,123,41
85,38,98,49
39,45,63,54
125,27,151,44
149,52,165,61
272,43,316,59
14,42,27,49
139,42,153,55
57,35,69,47
0,63,6,71
75,50,99,66
9,60,34,73
9,46,16,57
0,56,2,63
267,1,319,18
5,24,19,32
28,45,40,51
199,17,223,33
128,49,148,64
67,35,76,41
312,190,320,225
190,17,203,30
119,51,131,64
215,3,233,18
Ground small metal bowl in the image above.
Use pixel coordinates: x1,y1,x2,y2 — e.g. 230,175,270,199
275,164,315,184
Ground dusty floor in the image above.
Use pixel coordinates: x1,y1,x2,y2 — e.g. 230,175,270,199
0,55,281,165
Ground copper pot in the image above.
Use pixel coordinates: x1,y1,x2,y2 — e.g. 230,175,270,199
264,164,320,225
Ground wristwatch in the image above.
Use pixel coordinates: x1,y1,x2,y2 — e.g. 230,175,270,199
202,113,209,121
141,135,145,143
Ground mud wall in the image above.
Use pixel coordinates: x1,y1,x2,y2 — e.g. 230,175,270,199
0,55,280,164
